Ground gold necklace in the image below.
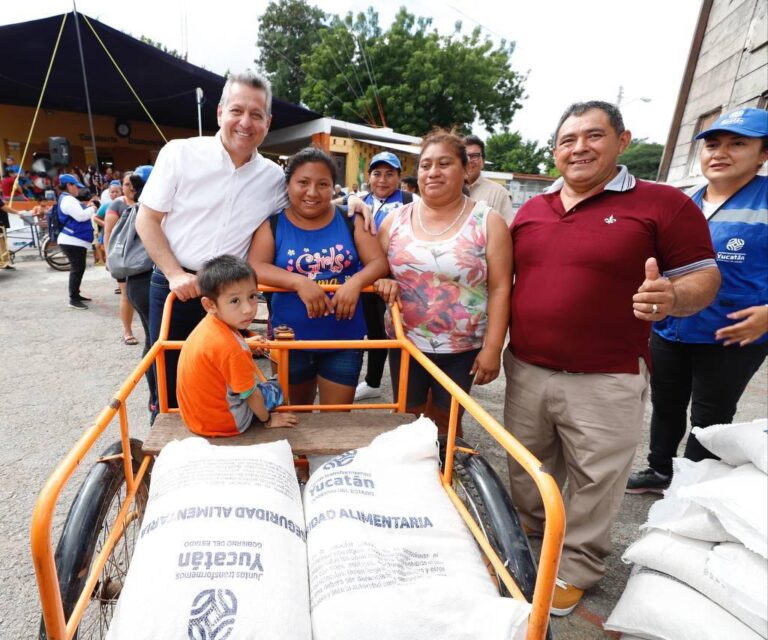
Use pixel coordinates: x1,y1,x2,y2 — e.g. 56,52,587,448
416,196,469,237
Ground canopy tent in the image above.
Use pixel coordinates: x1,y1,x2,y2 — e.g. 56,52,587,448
0,12,320,135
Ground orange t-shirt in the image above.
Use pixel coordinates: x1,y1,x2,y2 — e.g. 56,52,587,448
177,314,257,436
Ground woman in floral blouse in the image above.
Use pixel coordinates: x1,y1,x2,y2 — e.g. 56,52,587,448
375,130,513,436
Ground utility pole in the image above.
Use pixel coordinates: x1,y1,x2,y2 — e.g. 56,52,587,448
616,85,624,106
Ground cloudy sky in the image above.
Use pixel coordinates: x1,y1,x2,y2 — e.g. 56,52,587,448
4,0,702,145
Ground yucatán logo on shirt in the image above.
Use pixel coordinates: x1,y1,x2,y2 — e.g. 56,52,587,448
718,237,746,263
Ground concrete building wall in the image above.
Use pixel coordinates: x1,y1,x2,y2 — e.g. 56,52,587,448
663,0,767,188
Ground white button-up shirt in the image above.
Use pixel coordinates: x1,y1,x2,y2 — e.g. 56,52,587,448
139,133,288,271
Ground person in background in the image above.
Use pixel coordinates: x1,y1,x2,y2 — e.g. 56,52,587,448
628,107,768,494
375,129,512,436
104,172,137,345
503,101,720,616
1,168,26,200
101,179,121,206
94,181,121,266
250,147,390,406
355,152,414,401
123,166,159,418
464,134,515,224
56,174,100,309
400,175,420,199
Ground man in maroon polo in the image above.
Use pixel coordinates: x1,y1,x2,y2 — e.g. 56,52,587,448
504,101,720,616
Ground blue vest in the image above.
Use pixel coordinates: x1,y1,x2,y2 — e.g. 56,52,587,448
363,190,407,230
654,175,768,345
58,193,93,243
271,208,366,343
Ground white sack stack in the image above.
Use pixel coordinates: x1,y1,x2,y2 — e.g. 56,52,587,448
607,419,768,640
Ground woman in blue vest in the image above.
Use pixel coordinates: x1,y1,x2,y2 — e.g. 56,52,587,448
56,174,99,310
355,152,414,401
249,147,391,406
628,107,768,493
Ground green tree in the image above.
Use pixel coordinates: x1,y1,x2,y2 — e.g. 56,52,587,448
485,131,550,174
256,0,327,103
619,139,664,180
300,8,525,135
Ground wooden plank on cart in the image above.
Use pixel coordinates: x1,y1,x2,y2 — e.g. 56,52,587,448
142,411,414,456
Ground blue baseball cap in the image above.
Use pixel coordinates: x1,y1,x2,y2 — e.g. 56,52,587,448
109,179,121,187
368,151,401,172
695,108,768,140
59,173,84,188
133,165,153,182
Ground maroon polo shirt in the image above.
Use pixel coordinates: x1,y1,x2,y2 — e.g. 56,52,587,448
509,178,715,374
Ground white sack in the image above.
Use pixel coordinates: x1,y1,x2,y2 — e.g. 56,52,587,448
303,416,531,640
692,419,768,474
679,463,768,558
108,438,311,640
641,458,736,542
708,542,768,622
622,530,766,637
605,567,762,640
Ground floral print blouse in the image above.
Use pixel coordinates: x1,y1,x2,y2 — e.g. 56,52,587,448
386,201,491,353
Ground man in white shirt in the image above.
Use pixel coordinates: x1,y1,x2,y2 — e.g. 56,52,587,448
137,70,369,412
464,135,515,224
136,70,288,411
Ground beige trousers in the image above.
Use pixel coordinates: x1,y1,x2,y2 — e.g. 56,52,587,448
503,349,648,589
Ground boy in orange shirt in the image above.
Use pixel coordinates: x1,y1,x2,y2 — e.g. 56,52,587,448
177,255,296,436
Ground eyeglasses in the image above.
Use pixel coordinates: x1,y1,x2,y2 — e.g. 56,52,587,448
467,153,483,161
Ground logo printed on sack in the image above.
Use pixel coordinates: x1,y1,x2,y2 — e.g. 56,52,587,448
726,238,745,252
188,589,238,640
323,449,358,469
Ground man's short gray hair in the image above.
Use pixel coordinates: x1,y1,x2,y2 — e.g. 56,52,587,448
554,100,625,143
219,70,273,116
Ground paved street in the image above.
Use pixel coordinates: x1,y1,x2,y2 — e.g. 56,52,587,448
1,254,765,638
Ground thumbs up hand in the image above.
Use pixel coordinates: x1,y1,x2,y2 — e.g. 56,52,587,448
632,257,677,321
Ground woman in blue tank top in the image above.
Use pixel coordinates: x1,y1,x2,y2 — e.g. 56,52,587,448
250,148,391,406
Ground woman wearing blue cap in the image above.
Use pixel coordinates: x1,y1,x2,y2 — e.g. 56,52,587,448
355,151,415,401
56,173,99,309
628,107,768,493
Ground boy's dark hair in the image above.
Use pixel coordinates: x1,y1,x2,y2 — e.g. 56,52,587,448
285,146,337,185
199,255,258,300
463,134,486,158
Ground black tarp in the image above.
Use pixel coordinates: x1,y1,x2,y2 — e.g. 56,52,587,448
0,12,320,133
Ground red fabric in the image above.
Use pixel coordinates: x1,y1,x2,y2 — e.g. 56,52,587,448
509,180,715,373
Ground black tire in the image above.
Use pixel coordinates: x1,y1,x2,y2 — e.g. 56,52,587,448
40,439,152,639
41,235,71,271
439,437,554,639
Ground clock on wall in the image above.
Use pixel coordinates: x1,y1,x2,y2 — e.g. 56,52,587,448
115,119,131,138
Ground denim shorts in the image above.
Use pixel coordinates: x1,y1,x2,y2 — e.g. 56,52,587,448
289,349,363,387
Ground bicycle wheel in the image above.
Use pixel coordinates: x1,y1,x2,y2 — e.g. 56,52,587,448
40,439,152,640
439,437,554,638
41,235,71,271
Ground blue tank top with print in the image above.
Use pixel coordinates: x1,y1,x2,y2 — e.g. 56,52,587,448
271,208,366,342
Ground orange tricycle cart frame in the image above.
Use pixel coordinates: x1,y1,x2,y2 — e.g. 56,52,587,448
31,287,565,639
